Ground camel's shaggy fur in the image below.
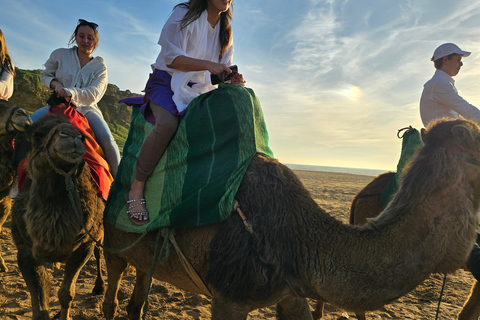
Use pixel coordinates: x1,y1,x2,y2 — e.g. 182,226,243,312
320,118,480,320
11,115,105,320
103,118,480,320
0,99,31,272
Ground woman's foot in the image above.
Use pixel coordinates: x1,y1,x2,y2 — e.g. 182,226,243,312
125,193,150,226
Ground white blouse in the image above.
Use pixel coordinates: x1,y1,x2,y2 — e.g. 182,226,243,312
152,6,234,111
40,47,108,110
0,64,14,100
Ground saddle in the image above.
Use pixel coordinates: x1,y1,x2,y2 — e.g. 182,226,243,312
17,94,113,200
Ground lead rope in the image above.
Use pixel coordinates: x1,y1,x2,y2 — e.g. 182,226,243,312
435,275,447,320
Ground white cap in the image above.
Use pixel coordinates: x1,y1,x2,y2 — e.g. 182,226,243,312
431,43,471,61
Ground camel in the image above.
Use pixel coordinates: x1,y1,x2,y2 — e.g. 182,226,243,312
102,118,480,320
0,99,32,272
329,162,480,320
10,115,105,320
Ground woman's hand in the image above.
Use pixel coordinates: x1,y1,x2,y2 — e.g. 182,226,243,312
230,72,246,86
207,61,232,77
52,81,72,100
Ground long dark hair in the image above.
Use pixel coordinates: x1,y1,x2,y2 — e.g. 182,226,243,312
175,0,233,59
0,29,15,76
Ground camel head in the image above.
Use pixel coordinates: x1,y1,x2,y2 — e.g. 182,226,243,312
419,118,480,191
28,115,85,170
0,99,32,135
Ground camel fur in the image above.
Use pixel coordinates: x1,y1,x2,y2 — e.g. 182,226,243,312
11,115,105,320
0,99,31,272
314,121,480,320
103,118,480,320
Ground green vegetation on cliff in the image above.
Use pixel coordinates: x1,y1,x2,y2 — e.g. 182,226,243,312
9,68,141,153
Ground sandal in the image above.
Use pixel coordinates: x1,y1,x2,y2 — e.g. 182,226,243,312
125,194,150,226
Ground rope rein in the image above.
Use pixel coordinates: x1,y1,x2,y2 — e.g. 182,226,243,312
435,275,447,320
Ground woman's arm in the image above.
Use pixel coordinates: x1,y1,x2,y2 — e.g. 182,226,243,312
168,55,232,76
0,69,14,100
40,49,60,90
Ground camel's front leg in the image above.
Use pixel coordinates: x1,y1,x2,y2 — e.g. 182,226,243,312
0,195,11,272
92,243,106,295
16,247,51,320
210,295,251,320
312,300,324,319
458,280,480,320
126,268,151,320
103,251,128,320
277,297,313,320
57,242,95,320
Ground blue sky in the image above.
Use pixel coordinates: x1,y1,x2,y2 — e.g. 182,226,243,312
3,0,480,171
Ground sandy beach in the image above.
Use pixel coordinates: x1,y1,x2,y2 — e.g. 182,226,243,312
0,169,476,319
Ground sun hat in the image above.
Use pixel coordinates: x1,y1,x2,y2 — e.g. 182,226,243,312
431,43,471,61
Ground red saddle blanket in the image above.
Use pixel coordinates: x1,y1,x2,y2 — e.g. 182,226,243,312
18,104,113,200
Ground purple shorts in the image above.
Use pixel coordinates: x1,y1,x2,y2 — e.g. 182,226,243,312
140,69,184,124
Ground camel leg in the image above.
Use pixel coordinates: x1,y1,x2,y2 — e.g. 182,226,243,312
277,297,313,320
126,268,152,320
103,251,128,320
312,300,324,319
57,243,95,320
210,296,251,320
355,312,367,320
91,244,106,295
0,195,11,232
0,196,11,272
458,280,480,320
17,247,51,320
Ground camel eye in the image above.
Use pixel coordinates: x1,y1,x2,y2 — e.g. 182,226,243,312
59,132,70,138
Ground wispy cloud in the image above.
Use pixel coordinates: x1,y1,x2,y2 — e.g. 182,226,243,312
5,0,480,170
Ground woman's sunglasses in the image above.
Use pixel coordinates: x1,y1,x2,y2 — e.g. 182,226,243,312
78,19,98,30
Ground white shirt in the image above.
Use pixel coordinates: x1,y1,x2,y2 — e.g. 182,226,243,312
0,64,14,100
40,47,108,110
152,6,234,111
420,69,480,126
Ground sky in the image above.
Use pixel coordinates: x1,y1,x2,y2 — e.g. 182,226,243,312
3,0,480,171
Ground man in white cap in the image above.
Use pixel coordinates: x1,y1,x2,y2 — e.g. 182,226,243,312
419,43,480,126
420,43,480,282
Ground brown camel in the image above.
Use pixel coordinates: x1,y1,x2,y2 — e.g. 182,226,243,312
11,115,105,320
0,99,32,272
327,162,480,320
103,118,480,320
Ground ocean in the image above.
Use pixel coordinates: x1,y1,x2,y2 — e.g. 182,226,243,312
286,164,390,177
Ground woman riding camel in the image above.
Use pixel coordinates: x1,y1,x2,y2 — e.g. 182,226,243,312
0,29,15,101
32,19,120,177
126,0,245,226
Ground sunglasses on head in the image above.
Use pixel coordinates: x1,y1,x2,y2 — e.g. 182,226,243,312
78,19,98,30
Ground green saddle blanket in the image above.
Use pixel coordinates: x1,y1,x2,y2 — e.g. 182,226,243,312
380,126,423,207
104,84,274,233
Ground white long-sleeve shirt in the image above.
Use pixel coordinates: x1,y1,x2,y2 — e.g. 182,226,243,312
152,6,234,112
420,69,480,126
40,47,108,110
0,65,14,100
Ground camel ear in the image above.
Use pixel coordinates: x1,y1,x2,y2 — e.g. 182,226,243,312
420,128,427,143
452,124,475,149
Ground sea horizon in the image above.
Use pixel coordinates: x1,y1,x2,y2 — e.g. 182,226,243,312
286,163,391,177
